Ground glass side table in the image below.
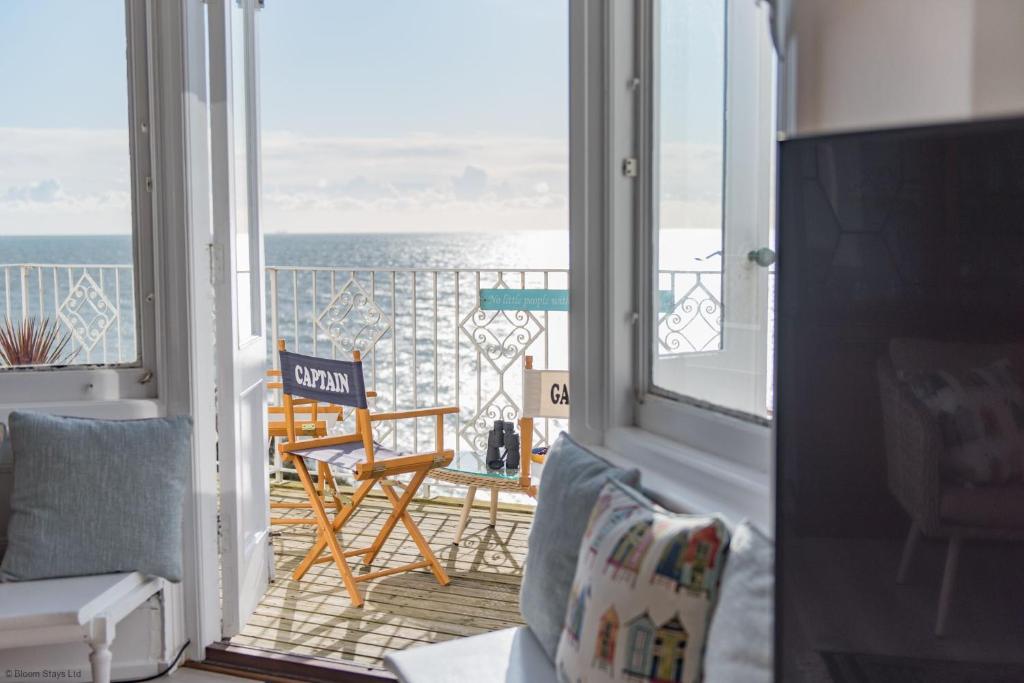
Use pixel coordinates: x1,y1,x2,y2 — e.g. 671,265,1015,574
431,450,540,545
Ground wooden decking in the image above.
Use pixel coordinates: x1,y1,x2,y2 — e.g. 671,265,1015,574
231,483,532,669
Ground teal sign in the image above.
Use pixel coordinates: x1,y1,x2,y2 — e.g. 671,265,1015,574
480,288,677,313
659,290,676,313
480,288,568,312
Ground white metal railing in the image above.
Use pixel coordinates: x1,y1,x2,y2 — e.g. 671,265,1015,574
0,264,137,366
657,269,723,353
265,266,573,474
0,262,728,462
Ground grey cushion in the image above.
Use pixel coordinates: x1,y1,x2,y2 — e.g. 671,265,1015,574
384,626,556,683
519,432,640,661
0,423,11,560
0,423,10,468
0,411,191,582
704,521,774,683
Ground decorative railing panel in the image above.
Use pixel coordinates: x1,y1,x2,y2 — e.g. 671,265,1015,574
657,270,723,354
0,264,137,366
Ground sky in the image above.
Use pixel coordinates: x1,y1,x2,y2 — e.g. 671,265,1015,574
0,0,723,237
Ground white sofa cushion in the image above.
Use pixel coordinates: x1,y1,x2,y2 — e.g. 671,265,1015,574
384,626,556,683
703,521,774,682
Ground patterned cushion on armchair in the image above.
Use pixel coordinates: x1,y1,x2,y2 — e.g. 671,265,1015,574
901,360,1024,485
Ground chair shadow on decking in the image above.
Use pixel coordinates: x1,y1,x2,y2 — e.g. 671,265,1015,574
233,488,532,668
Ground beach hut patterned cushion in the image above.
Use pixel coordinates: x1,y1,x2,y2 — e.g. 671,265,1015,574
555,479,730,683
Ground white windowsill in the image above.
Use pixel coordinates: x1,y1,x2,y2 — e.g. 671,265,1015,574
598,425,773,535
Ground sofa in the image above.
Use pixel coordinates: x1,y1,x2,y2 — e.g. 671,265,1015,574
0,423,12,559
384,433,774,683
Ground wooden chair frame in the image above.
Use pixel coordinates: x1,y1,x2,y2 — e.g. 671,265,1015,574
276,340,457,607
516,355,548,495
266,366,345,525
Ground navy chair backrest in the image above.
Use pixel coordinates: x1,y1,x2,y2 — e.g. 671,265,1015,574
279,350,368,409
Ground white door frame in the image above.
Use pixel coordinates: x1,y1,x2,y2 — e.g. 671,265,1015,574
148,0,222,659
209,0,271,637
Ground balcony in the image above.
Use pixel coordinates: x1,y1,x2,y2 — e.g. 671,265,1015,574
238,483,531,667
0,260,725,668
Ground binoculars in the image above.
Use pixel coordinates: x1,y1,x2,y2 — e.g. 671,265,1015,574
486,420,521,471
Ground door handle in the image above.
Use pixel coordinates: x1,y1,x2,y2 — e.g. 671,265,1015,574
747,247,776,268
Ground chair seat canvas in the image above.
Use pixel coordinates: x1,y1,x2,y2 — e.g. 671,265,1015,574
292,440,404,470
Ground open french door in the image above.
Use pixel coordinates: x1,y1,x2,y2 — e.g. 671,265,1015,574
209,0,271,637
644,0,776,420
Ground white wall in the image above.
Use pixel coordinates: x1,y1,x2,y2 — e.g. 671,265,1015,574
778,0,1024,135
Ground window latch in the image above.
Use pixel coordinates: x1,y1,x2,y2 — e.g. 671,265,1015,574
209,243,225,285
622,158,638,178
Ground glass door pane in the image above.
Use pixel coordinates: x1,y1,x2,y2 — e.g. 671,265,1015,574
233,0,262,339
0,0,142,368
650,0,775,419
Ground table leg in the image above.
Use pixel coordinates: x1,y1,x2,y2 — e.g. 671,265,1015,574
89,644,112,683
88,618,113,683
453,485,477,545
489,488,499,527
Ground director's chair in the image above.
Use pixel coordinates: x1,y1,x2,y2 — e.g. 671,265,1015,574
266,365,345,525
517,354,565,494
276,340,457,607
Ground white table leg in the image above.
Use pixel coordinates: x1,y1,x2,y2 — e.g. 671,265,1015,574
489,488,499,527
935,534,962,636
89,643,112,683
88,618,113,683
453,485,477,545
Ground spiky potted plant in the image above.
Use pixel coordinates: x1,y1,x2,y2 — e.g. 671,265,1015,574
0,317,78,367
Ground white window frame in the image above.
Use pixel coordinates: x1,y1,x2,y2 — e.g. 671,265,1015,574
0,0,157,403
637,0,776,443
569,0,776,530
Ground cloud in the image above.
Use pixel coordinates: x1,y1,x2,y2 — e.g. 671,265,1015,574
658,141,724,230
258,131,570,232
0,128,133,234
0,127,723,235
4,178,63,203
452,166,488,201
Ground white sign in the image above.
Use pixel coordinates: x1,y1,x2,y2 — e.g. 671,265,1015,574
523,369,570,419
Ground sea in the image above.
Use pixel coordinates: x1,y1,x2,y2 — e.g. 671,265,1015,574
0,231,574,271
0,228,729,271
